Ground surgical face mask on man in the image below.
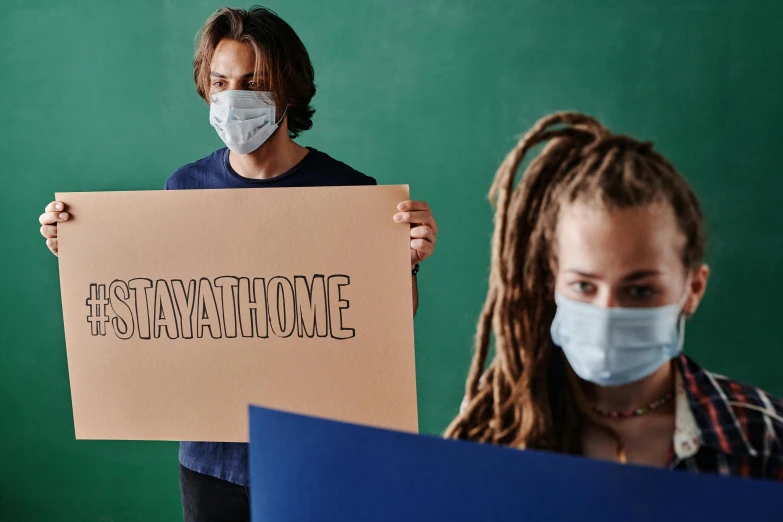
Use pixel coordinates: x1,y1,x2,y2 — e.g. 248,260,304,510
208,90,288,154
550,276,692,387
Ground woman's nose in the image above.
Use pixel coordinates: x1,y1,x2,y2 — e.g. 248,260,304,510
595,288,620,309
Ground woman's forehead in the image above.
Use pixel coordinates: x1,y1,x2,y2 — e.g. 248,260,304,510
555,202,686,276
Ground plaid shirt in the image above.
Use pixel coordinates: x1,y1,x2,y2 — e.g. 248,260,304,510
669,355,783,480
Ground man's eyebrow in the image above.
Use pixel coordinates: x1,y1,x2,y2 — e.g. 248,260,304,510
209,71,260,79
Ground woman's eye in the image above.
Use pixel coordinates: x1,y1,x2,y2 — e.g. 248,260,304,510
627,286,655,299
570,281,595,294
212,81,224,87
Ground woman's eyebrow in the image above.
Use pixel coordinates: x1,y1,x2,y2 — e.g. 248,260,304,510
563,269,663,281
621,269,663,282
564,269,600,278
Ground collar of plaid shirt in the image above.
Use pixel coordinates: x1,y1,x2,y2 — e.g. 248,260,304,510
671,354,783,478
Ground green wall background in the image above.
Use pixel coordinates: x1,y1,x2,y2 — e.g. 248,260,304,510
2,0,782,519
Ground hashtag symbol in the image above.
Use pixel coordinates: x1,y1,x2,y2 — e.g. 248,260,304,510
86,284,110,336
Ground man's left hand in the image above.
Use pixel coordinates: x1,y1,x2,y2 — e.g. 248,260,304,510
394,200,437,269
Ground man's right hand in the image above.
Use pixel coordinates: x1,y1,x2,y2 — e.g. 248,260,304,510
39,201,70,256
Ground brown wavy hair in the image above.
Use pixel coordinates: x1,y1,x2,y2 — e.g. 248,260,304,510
445,112,705,459
193,6,316,138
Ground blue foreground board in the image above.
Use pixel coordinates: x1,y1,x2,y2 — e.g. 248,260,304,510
249,406,783,521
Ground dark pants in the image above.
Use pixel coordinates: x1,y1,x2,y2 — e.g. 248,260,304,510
180,464,250,522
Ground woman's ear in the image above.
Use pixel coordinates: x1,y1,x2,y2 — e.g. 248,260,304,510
684,263,709,316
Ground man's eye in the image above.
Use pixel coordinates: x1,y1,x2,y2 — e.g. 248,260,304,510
570,281,595,294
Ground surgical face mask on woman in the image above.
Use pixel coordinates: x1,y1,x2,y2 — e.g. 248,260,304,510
549,202,706,388
551,276,691,387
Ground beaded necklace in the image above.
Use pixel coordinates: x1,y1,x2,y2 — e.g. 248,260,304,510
591,392,674,419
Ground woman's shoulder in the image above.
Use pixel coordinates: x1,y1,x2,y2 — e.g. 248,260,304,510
711,371,783,455
678,354,783,459
695,363,782,428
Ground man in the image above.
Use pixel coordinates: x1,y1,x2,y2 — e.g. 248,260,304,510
38,7,437,521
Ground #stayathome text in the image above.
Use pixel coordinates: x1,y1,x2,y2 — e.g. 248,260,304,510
85,275,355,341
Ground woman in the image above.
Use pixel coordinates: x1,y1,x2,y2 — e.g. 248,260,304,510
446,112,783,479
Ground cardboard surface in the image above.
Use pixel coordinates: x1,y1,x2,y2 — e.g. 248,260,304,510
56,186,417,441
249,406,783,522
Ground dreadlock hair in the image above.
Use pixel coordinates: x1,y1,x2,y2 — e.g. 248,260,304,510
444,112,706,460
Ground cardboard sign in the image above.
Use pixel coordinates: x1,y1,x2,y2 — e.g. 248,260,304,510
56,186,417,441
249,406,783,522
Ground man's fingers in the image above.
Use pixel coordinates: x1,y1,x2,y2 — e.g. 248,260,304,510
410,225,435,242
411,238,435,257
45,201,66,213
46,238,59,256
40,225,58,239
397,200,430,212
39,211,69,225
394,211,437,230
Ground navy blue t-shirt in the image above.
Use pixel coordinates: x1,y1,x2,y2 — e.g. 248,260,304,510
167,146,376,486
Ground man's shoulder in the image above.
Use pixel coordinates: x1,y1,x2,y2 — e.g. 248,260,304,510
306,148,377,186
165,149,226,190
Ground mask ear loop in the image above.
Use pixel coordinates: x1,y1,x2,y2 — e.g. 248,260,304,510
275,106,289,126
677,314,686,350
677,272,693,350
